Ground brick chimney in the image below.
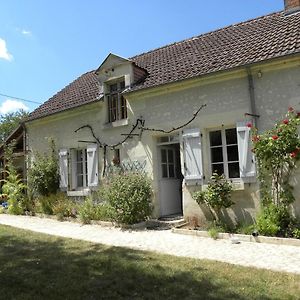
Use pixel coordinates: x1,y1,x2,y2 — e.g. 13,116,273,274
284,0,300,13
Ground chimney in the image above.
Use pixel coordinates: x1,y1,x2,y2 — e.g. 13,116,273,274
284,0,300,14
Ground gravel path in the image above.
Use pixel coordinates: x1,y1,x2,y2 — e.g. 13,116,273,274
1,214,300,275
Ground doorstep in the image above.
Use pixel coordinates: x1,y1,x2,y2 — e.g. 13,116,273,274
172,228,300,247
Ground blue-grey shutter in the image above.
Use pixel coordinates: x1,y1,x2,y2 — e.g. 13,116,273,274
59,149,68,189
87,144,99,187
236,122,256,182
182,128,203,182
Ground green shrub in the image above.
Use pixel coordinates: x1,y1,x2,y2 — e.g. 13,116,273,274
52,194,78,221
256,203,293,236
235,222,256,235
1,141,26,215
36,193,59,215
28,139,59,196
100,173,152,225
0,207,5,214
193,173,233,222
93,203,114,221
78,198,94,224
208,227,219,240
292,228,300,239
2,170,26,215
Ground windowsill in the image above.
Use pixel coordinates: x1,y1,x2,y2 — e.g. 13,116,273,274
102,118,129,129
202,178,245,191
67,189,90,197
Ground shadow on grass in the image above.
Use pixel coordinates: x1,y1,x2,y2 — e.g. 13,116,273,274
0,225,287,300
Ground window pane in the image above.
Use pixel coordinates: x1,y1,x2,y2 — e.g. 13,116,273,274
228,162,240,178
120,81,125,89
227,145,239,162
211,147,223,163
77,162,83,174
161,149,167,163
211,163,224,176
77,174,83,187
110,83,118,92
162,164,168,178
210,131,222,146
168,164,175,178
168,150,174,163
225,128,237,145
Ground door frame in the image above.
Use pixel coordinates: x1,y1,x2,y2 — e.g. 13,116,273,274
157,135,183,217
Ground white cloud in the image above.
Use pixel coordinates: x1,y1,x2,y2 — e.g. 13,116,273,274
0,38,13,61
21,29,32,37
0,99,29,114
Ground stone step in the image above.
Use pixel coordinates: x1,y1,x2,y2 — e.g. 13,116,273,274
146,217,187,230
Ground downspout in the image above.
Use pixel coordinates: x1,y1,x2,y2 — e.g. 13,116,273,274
246,67,259,128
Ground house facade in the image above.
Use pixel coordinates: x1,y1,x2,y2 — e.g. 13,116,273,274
25,1,300,223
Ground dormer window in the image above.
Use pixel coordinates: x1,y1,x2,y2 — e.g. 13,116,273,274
107,80,127,123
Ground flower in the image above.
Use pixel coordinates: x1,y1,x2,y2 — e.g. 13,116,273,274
252,135,260,142
246,122,252,128
288,107,294,112
283,119,289,125
272,135,279,140
290,151,297,158
297,112,300,118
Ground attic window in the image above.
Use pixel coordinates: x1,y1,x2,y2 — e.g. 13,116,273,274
107,80,127,123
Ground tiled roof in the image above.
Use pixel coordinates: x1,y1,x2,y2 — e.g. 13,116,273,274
130,11,300,91
28,10,300,121
27,71,99,121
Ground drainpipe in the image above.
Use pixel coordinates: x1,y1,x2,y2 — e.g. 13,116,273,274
246,67,259,128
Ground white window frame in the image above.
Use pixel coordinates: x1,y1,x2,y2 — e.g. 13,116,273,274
107,79,127,123
73,148,88,189
160,147,176,179
208,127,240,179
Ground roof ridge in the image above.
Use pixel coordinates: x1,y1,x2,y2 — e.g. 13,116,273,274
129,10,282,60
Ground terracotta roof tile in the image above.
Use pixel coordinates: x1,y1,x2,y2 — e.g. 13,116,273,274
27,71,99,121
28,10,300,121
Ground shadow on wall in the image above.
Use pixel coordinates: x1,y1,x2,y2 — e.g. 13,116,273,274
185,185,257,227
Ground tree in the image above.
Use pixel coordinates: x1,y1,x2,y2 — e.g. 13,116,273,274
0,110,29,143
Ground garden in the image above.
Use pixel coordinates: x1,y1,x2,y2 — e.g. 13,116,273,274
192,108,300,239
1,109,300,240
0,139,153,226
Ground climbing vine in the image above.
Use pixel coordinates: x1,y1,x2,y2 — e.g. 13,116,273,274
249,107,300,207
75,104,207,175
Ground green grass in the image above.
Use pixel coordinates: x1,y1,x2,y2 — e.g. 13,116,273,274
0,225,299,300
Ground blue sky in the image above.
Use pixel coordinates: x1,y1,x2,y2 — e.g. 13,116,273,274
0,0,283,114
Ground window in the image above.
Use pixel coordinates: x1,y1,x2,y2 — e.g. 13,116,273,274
161,148,176,178
209,128,240,179
107,80,127,122
75,149,88,188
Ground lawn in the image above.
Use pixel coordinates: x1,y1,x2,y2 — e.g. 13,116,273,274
0,225,299,300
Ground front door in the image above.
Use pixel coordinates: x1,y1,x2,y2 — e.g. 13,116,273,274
158,144,183,216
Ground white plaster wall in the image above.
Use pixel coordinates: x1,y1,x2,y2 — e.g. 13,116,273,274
26,58,300,221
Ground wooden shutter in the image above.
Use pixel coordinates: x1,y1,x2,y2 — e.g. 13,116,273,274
182,128,203,182
236,122,256,182
87,144,99,187
59,149,68,189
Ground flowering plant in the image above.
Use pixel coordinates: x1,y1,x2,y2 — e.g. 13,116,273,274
250,108,300,206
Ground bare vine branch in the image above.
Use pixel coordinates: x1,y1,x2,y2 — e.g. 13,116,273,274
140,104,206,134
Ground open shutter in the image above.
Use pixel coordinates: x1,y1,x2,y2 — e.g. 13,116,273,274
236,122,256,182
87,144,99,187
70,149,77,190
182,128,203,183
59,149,68,190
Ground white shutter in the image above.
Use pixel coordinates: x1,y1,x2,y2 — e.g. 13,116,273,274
87,144,99,187
70,149,77,190
59,149,68,189
182,128,203,182
236,122,256,182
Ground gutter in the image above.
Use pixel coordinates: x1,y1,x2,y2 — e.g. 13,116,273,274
245,67,258,128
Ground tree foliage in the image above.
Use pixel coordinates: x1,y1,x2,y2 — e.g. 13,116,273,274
0,110,29,143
